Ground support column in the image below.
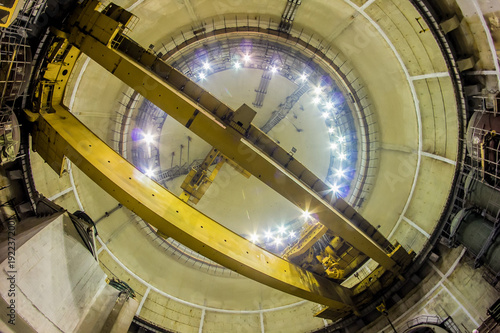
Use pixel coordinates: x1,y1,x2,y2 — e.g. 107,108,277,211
198,308,206,333
260,311,265,333
135,286,151,317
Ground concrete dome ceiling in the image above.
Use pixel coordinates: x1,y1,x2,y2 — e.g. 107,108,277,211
29,0,462,331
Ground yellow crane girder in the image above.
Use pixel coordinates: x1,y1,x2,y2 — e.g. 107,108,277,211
29,18,357,315
58,0,405,276
26,0,420,318
32,94,354,314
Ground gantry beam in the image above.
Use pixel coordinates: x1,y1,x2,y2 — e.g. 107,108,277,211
29,28,360,314
33,102,354,312
60,0,403,275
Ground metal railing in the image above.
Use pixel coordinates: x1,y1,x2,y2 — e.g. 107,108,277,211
402,315,462,333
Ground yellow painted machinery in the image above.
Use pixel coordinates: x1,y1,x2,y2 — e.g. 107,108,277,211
179,147,250,204
466,110,500,185
26,0,416,320
0,0,24,28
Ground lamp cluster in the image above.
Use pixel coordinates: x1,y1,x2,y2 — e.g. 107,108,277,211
307,82,354,197
244,210,320,254
195,54,284,83
139,131,157,179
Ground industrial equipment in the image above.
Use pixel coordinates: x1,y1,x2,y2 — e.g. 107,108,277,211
0,0,25,28
26,0,415,320
467,110,500,186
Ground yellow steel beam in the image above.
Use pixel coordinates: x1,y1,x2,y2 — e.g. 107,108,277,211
32,103,354,312
29,35,356,314
62,2,404,275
